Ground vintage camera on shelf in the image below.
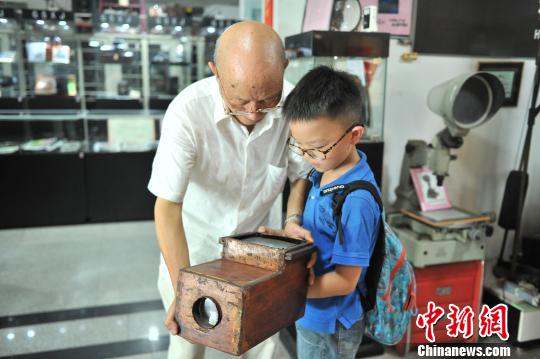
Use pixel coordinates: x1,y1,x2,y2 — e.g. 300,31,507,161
175,232,314,356
98,10,139,33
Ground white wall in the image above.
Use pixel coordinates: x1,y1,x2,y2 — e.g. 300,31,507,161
274,0,540,262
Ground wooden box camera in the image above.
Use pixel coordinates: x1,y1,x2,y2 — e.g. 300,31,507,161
175,232,314,356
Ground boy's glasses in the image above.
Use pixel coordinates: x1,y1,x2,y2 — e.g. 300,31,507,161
287,124,358,160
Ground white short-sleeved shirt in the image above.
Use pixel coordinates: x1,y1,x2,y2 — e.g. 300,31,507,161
148,76,309,274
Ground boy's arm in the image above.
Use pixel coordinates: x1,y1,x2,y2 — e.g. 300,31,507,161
286,178,308,218
284,178,317,285
283,178,313,241
307,265,362,298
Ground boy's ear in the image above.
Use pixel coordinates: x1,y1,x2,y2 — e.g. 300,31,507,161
350,125,365,145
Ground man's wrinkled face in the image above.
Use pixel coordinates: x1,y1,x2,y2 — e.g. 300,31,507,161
215,65,284,127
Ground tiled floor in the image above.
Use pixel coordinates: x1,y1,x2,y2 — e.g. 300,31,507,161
1,221,539,358
1,221,299,359
0,221,169,358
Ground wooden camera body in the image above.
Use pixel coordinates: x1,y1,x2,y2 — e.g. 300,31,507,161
175,232,314,356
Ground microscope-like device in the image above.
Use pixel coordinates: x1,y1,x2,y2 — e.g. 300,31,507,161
389,72,505,267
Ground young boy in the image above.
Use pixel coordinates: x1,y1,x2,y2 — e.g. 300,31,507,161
282,66,381,359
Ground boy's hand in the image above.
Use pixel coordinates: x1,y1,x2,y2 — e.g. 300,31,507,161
283,221,313,242
257,222,313,242
258,224,316,286
283,222,316,286
306,251,317,286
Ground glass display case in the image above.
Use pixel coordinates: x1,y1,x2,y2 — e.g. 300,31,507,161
0,10,85,154
86,114,160,153
147,34,202,109
284,31,389,141
82,34,143,109
0,12,22,110
21,13,80,110
0,5,232,228
0,118,84,154
0,29,210,155
0,4,216,115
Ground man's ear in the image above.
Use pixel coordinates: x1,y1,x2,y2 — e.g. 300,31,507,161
351,125,365,145
208,61,218,76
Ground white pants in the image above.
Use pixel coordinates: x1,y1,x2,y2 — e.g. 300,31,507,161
158,272,277,359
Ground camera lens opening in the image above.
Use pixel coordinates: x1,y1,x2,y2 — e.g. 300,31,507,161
192,297,221,329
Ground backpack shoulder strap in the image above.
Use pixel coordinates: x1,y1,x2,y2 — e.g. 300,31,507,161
321,180,385,312
320,180,383,245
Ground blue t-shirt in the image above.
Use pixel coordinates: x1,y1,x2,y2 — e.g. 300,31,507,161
296,150,380,334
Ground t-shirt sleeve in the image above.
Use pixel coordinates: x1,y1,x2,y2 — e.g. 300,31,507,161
331,194,380,267
147,98,197,203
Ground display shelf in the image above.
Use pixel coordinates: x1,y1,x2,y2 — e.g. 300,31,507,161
0,7,217,228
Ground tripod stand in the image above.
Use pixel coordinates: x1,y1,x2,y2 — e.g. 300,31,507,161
495,7,540,281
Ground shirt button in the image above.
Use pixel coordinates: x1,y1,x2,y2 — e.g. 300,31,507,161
311,196,315,200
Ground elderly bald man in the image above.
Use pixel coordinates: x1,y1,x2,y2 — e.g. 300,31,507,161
148,21,312,359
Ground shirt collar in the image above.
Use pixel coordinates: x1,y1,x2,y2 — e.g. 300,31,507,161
308,150,369,188
211,76,230,124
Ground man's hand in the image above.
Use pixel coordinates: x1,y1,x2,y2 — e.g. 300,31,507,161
257,226,284,237
165,300,180,336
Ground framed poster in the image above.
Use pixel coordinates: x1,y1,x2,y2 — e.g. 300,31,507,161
360,0,412,36
410,167,452,211
302,0,334,32
478,62,524,107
